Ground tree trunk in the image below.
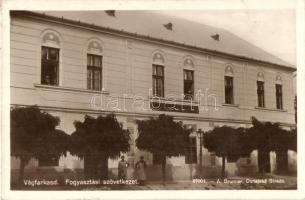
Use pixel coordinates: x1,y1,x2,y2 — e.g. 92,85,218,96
162,156,166,185
258,150,271,174
221,156,226,178
18,158,26,185
92,154,99,178
84,155,90,179
99,153,108,180
84,155,96,179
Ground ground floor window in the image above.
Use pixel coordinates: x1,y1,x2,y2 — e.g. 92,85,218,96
127,127,135,156
153,153,164,165
210,153,216,166
185,137,197,164
246,157,251,164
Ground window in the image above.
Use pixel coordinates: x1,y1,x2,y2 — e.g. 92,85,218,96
153,153,164,165
210,153,216,166
257,81,265,107
184,70,194,100
153,64,164,97
38,156,59,167
246,157,251,165
185,137,197,164
127,127,135,156
224,76,234,104
41,46,59,86
276,84,283,109
87,54,102,90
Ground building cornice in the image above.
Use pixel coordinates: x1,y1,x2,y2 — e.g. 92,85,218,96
11,11,296,72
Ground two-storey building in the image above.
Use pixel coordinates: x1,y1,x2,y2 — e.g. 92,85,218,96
10,11,296,181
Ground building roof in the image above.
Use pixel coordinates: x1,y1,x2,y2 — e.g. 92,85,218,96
13,11,295,69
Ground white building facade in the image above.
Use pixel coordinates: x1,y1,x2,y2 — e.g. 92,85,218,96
10,11,296,181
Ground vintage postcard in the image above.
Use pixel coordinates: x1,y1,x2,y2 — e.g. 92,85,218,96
1,0,304,199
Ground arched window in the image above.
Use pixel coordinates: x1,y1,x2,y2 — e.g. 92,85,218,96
184,57,194,69
275,75,283,109
86,39,103,91
276,74,283,85
152,52,165,97
257,71,265,107
183,57,194,100
41,30,61,86
224,65,234,104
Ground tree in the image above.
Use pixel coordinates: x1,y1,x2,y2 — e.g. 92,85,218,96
203,126,249,178
136,114,191,184
11,106,69,184
70,114,130,179
246,117,295,173
247,117,280,151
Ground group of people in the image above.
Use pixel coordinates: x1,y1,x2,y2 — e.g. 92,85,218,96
118,155,147,185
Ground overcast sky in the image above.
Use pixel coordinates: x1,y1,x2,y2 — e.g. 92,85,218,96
155,9,295,66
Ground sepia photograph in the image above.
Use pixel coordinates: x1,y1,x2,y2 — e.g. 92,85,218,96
8,9,297,190
1,0,304,199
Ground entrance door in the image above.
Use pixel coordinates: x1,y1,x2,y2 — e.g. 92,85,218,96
258,150,271,173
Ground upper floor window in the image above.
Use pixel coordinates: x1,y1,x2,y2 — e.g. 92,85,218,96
276,84,283,110
257,71,265,107
257,81,265,107
153,64,164,97
41,31,61,86
224,76,234,104
275,75,283,110
224,65,234,104
184,69,194,100
41,46,59,86
87,54,102,90
86,39,103,91
152,52,165,97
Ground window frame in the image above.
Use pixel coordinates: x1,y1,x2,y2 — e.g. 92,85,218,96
152,64,165,97
185,137,197,164
87,53,103,91
276,84,283,110
41,46,60,86
153,153,164,165
246,157,252,165
224,75,234,104
210,153,216,166
257,81,265,107
183,69,194,100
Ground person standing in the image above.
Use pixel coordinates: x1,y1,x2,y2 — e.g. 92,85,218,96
135,156,147,185
118,155,129,180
